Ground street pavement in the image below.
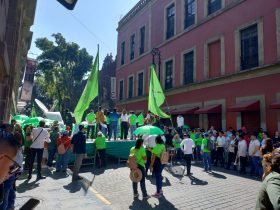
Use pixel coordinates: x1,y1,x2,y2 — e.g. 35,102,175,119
15,168,111,210
79,162,261,210
15,162,261,210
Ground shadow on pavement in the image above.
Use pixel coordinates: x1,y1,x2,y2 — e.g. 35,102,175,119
17,179,40,193
129,195,178,210
188,176,208,185
207,171,227,179
63,181,83,193
146,176,171,187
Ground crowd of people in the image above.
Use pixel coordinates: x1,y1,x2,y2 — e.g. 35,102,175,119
0,109,279,209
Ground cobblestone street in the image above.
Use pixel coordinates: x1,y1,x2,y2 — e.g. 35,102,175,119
80,163,261,210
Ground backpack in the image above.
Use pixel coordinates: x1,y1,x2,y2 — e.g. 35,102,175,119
127,153,137,170
160,150,169,164
207,138,215,151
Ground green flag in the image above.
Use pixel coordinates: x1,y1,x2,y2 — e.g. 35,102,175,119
74,49,99,124
148,64,170,118
31,103,37,117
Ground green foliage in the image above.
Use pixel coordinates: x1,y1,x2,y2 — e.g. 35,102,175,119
34,33,93,112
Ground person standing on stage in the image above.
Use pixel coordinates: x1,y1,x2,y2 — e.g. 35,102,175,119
96,106,106,136
129,111,138,140
108,108,120,141
86,109,96,139
137,112,145,127
120,109,129,140
176,115,184,137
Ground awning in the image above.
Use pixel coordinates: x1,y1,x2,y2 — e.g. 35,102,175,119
270,101,280,109
170,107,199,115
194,105,221,114
227,101,260,112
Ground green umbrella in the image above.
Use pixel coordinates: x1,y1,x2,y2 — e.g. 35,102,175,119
80,121,88,128
183,125,190,129
13,115,29,121
22,117,45,127
134,125,164,135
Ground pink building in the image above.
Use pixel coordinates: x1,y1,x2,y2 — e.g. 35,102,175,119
116,0,280,134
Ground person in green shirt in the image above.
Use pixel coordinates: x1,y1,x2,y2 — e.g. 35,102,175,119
137,112,144,127
201,133,211,172
94,131,106,168
130,138,149,199
150,135,166,198
129,111,138,140
196,131,203,161
172,134,182,162
86,109,96,139
256,148,280,210
47,126,60,167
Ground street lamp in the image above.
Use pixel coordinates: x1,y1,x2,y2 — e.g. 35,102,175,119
151,48,161,82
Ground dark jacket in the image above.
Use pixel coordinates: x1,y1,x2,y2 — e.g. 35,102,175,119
71,131,86,154
256,171,280,210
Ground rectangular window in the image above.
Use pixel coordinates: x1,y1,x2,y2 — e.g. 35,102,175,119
139,26,145,55
119,80,124,100
165,60,173,90
208,0,221,15
128,76,134,98
121,41,125,65
183,51,194,85
138,72,144,96
185,0,195,29
166,4,175,39
240,24,259,70
130,34,135,60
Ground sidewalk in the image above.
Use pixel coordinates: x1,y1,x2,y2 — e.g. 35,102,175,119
15,168,111,210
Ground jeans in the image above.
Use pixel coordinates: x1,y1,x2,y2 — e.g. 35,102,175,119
29,148,44,177
87,124,95,139
24,147,32,170
56,149,71,171
145,150,152,174
226,152,237,170
109,121,118,140
203,152,212,171
176,148,183,161
196,146,201,160
211,150,216,164
153,158,164,194
132,165,148,196
0,175,16,210
73,154,85,179
121,122,128,139
183,154,193,175
250,156,260,176
47,147,57,167
130,125,137,139
239,156,247,174
214,147,224,167
96,149,106,168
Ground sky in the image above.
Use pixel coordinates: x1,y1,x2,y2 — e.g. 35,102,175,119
29,0,139,64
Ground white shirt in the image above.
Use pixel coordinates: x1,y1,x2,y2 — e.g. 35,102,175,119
176,116,184,127
121,114,129,122
144,135,157,148
238,140,247,157
180,138,195,154
249,139,260,156
228,139,236,153
31,127,50,149
217,136,226,147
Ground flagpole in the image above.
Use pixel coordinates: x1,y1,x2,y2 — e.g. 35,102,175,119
97,44,100,109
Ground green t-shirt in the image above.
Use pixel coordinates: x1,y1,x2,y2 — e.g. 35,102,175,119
24,132,32,148
129,114,137,126
152,144,166,158
95,136,106,149
202,138,210,153
137,114,144,125
190,133,196,141
172,138,181,149
86,112,96,124
130,146,146,167
106,116,110,124
196,136,203,146
49,131,59,148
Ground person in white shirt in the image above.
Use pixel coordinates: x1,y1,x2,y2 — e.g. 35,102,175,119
226,134,238,171
120,109,129,140
249,133,261,177
238,134,247,174
176,115,184,137
28,120,50,180
214,131,225,167
144,135,157,175
180,134,195,176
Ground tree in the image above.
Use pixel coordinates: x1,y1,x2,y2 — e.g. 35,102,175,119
34,33,93,112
